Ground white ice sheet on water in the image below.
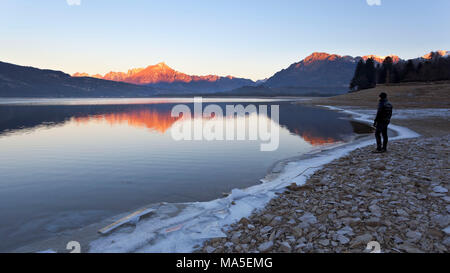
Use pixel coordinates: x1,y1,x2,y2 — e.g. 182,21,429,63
344,108,450,120
87,106,420,253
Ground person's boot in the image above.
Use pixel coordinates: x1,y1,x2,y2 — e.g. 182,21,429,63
372,148,383,153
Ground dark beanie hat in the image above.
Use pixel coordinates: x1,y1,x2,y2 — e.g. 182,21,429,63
379,92,387,99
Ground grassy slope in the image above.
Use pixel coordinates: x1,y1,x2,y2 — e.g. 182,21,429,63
302,81,450,137
308,81,450,109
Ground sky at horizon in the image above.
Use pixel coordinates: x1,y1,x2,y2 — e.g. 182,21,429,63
1,0,449,81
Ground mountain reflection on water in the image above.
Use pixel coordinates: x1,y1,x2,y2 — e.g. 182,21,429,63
0,101,371,145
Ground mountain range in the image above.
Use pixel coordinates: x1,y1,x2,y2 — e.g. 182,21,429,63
73,62,254,93
73,53,404,93
0,50,448,97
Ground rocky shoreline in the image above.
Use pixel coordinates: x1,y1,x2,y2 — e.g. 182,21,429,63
200,135,450,253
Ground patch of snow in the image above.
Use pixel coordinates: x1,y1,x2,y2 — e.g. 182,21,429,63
349,108,450,120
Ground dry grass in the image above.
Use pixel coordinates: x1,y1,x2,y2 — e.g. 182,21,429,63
304,81,450,109
391,118,450,137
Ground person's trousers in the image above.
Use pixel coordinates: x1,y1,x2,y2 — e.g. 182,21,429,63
375,122,389,150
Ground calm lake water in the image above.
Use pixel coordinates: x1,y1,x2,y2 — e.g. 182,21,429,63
0,98,371,251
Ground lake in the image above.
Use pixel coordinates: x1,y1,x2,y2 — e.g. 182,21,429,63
0,98,372,251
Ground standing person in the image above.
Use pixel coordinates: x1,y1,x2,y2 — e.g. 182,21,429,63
373,92,393,153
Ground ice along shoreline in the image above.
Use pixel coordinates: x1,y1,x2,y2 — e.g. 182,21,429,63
85,106,419,253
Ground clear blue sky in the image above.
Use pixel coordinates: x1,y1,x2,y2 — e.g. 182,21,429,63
1,0,449,80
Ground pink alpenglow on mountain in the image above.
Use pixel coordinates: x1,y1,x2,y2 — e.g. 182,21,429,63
362,55,401,64
74,63,242,85
73,63,255,93
422,50,449,59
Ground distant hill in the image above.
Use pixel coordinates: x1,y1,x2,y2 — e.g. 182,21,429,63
74,62,255,93
0,61,161,97
263,52,402,94
264,53,359,91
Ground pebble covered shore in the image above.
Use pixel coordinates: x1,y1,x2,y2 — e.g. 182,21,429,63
201,135,450,253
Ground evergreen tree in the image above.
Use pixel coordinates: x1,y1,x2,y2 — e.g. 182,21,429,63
416,62,423,81
379,57,393,84
365,58,377,88
349,59,365,91
392,66,401,83
403,60,416,82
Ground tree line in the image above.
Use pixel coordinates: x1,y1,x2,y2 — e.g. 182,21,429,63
349,51,450,91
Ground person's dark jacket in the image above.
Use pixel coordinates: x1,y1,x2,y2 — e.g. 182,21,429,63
374,98,393,125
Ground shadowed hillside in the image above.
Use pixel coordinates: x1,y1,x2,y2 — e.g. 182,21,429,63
265,53,359,90
0,61,160,97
